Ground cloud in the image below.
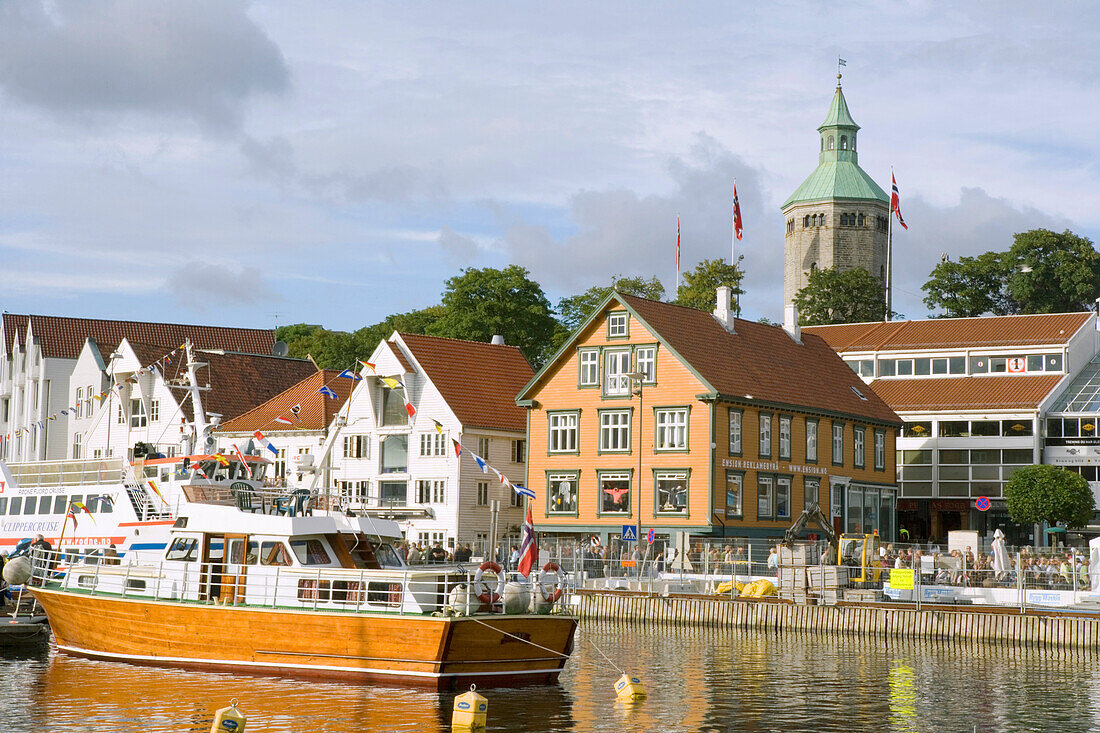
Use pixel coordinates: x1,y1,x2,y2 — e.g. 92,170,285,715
166,263,277,309
0,0,288,131
437,226,480,261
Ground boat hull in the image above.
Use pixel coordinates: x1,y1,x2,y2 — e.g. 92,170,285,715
33,588,577,689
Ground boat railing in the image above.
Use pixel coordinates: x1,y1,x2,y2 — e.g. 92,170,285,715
181,483,340,517
5,458,126,488
27,548,573,617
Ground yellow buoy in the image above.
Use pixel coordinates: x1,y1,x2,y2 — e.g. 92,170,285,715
210,698,246,733
614,673,647,701
452,684,488,730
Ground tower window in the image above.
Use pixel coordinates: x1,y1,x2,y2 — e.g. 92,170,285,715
827,135,834,151
803,215,810,228
858,213,865,226
840,214,847,226
840,136,848,150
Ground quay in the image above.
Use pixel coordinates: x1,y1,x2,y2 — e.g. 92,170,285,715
576,589,1100,651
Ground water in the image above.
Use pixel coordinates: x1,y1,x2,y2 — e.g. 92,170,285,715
3,624,1100,732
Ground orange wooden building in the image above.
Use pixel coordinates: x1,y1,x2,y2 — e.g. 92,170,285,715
517,289,903,545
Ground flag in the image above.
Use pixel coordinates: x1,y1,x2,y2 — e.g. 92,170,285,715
318,385,338,399
72,501,96,524
518,507,537,578
379,376,401,390
290,404,302,423
232,444,253,478
274,415,292,425
403,395,416,418
431,419,444,434
890,172,908,230
146,480,167,506
452,439,462,457
337,369,362,381
473,454,489,473
733,183,743,241
359,360,376,372
838,57,847,67
190,462,209,479
514,483,536,501
676,213,680,270
253,430,279,457
213,453,230,466
66,505,78,530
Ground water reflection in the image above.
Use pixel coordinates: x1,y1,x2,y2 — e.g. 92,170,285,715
3,626,1100,731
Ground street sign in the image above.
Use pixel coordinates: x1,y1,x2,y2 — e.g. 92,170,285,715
975,496,991,512
647,528,655,544
621,525,638,542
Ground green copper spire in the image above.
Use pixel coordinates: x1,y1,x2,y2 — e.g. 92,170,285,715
818,82,859,131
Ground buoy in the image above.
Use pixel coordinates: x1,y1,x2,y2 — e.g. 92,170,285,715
614,673,647,701
210,698,246,732
451,684,488,729
3,556,32,586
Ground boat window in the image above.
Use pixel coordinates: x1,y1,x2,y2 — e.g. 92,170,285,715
126,579,147,591
290,539,332,566
84,549,102,564
373,543,403,569
166,537,199,562
251,463,267,480
9,497,22,515
261,541,291,566
87,495,114,513
226,538,255,565
77,575,96,589
0,498,6,514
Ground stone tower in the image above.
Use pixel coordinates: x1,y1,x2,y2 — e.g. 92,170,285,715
782,78,889,308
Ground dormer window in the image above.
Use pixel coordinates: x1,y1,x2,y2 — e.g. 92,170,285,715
827,135,834,151
840,135,848,150
607,312,628,338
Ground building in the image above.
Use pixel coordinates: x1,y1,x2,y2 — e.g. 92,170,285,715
518,290,902,548
334,332,533,552
215,369,355,488
782,77,890,308
805,312,1098,544
0,313,274,462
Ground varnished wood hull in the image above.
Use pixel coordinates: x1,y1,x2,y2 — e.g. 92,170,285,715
33,588,577,690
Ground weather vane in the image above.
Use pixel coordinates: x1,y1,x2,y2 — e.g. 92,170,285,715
837,56,846,85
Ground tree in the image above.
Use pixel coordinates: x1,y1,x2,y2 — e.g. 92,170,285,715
675,259,745,313
923,229,1100,317
1004,464,1095,529
354,305,445,353
556,275,665,333
792,267,889,325
427,265,558,366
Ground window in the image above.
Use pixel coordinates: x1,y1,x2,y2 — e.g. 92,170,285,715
902,421,932,438
806,420,818,462
832,423,844,464
478,437,490,458
776,477,791,519
509,486,522,507
476,482,489,506
608,312,628,338
150,399,159,422
827,135,834,150
599,410,631,452
261,542,291,566
290,539,332,565
379,481,407,506
548,472,578,514
874,431,886,470
166,537,199,562
72,433,81,460
636,346,656,382
579,349,598,385
511,439,526,463
729,409,742,455
599,472,630,514
274,448,287,479
85,385,93,416
655,471,688,514
757,475,774,520
380,434,408,473
416,480,445,504
419,432,445,457
759,414,772,458
804,477,820,511
381,388,408,426
725,471,743,518
898,449,933,497
840,135,848,150
75,388,83,418
779,416,791,460
548,412,578,453
345,435,370,458
854,427,865,468
117,403,125,424
604,349,632,396
655,408,688,450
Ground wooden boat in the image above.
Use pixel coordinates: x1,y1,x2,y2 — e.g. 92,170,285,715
28,497,577,689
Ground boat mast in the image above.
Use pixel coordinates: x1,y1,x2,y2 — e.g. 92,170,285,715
182,340,212,454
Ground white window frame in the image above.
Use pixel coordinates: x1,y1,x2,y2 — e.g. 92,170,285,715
874,430,886,470
604,349,632,396
579,349,598,386
635,346,656,383
725,471,743,518
149,399,159,423
476,482,489,506
779,416,791,460
655,408,688,450
655,470,688,514
833,423,844,464
759,414,772,457
511,439,526,463
608,312,628,338
598,471,631,515
419,432,445,457
548,412,578,453
548,472,578,514
75,388,83,419
854,427,866,468
806,420,818,462
776,476,792,519
729,410,742,455
599,410,631,452
757,475,774,520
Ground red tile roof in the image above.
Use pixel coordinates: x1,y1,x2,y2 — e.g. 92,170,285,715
1,313,274,360
864,375,1064,412
397,333,533,432
803,312,1092,353
217,370,354,433
383,340,415,373
594,295,900,425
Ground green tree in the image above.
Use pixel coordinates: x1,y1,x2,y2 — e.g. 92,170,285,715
281,327,359,369
556,275,665,333
921,252,1014,317
354,305,445,354
792,267,889,325
674,258,745,313
1004,464,1095,529
427,265,557,366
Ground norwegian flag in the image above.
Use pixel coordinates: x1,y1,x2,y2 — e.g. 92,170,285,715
891,172,908,230
675,213,680,271
733,184,743,241
517,506,538,578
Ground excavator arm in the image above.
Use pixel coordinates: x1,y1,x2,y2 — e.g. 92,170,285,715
782,502,838,559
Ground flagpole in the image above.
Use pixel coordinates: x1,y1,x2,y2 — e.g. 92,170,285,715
675,213,680,299
886,167,893,321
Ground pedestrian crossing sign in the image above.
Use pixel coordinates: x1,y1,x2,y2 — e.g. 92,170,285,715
621,525,638,541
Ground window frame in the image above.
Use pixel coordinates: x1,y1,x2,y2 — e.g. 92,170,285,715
476,481,489,507
546,470,579,516
832,422,845,466
805,418,818,463
758,412,773,459
653,406,689,452
547,410,580,454
728,409,742,456
874,430,886,471
598,408,632,454
607,311,629,339
596,469,633,517
653,468,690,517
804,476,821,512
578,348,599,387
635,345,657,384
757,474,774,520
725,470,744,519
776,476,792,520
854,426,866,469
603,348,633,397
778,415,792,460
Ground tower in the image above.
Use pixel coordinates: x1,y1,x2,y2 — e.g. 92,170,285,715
782,76,889,308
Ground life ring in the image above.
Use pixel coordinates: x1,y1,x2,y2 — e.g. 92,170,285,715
473,561,505,605
538,561,565,603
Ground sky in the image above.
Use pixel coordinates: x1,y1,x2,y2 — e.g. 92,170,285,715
1,1,1098,332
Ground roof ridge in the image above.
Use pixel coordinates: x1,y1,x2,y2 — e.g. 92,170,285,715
8,312,271,332
397,331,523,351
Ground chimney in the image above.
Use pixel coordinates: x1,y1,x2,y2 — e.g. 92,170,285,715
783,303,802,344
491,334,505,346
712,287,735,333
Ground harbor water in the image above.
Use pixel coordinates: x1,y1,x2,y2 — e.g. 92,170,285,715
3,623,1100,732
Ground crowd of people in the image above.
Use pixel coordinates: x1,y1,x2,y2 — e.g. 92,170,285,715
869,544,1093,589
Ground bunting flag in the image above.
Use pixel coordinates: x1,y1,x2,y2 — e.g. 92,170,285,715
318,385,338,399
379,376,401,390
253,430,279,457
290,404,302,422
337,369,362,381
190,462,209,479
273,415,293,425
472,453,489,473
359,360,376,372
66,505,78,530
431,419,444,434
514,483,536,501
213,453,230,466
232,444,253,478
72,501,96,524
517,507,537,578
402,394,416,418
146,480,168,506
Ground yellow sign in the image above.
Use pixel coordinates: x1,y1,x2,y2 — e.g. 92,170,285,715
890,569,914,590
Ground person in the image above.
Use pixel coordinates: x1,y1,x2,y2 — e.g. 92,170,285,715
429,543,448,564
767,547,778,575
104,544,121,565
406,543,421,565
0,552,11,608
454,543,471,563
30,534,54,582
509,545,520,571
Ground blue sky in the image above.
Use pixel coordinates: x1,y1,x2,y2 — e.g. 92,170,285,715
1,1,1097,331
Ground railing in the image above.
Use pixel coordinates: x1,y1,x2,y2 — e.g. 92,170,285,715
26,548,573,617
6,458,126,487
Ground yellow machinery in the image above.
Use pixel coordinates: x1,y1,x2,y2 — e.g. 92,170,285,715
838,533,883,586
